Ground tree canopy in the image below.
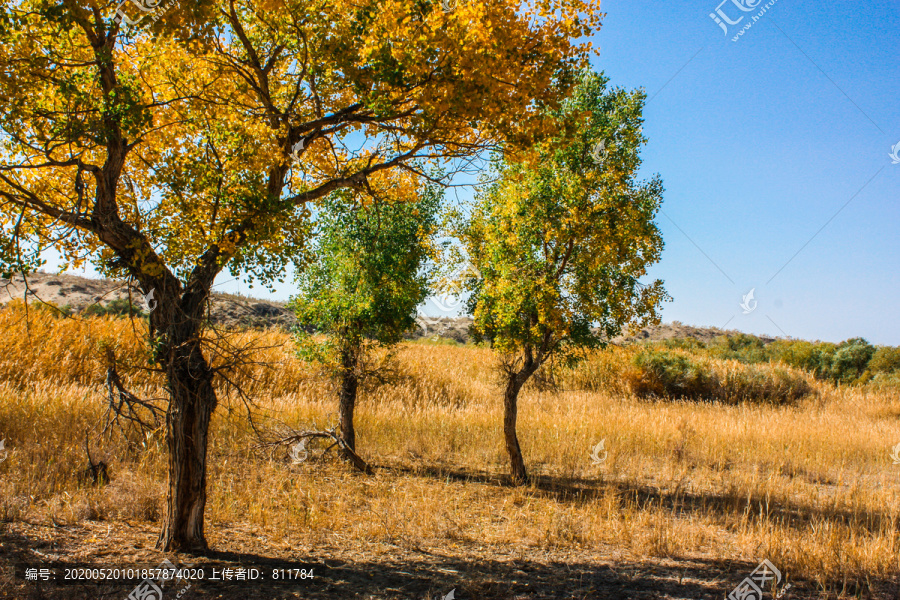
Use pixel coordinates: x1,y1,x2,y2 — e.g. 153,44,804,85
463,70,668,362
291,184,439,364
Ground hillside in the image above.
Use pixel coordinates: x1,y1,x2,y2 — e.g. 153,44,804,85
0,272,779,345
0,271,296,330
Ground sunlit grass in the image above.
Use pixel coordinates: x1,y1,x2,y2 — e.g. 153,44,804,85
0,303,898,595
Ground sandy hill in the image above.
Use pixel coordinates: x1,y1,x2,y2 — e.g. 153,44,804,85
0,271,296,330
0,272,777,345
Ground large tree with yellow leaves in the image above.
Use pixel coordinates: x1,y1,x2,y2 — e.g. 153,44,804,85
0,0,601,550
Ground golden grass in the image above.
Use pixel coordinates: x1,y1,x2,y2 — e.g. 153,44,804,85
1,304,899,596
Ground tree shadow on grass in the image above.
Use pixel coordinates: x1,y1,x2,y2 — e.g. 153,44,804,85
378,463,900,540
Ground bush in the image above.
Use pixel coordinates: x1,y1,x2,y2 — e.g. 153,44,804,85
868,346,900,374
706,333,768,364
768,340,837,380
629,349,714,399
81,298,144,318
828,338,875,384
626,348,813,405
30,301,73,318
659,337,707,351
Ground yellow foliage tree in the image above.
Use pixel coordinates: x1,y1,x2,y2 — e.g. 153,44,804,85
458,70,668,483
0,0,601,549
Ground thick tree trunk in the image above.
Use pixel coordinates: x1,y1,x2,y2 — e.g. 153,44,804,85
338,350,359,452
503,374,528,485
156,322,217,552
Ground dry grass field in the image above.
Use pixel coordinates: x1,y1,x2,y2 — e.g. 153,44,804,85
1,304,899,599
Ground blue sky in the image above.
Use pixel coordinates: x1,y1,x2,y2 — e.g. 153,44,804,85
586,0,899,344
48,0,900,344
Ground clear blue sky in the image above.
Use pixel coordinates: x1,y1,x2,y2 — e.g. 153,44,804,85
48,0,900,345
587,0,900,344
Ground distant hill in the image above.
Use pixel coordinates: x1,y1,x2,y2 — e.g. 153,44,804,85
0,271,296,330
0,272,781,345
615,322,777,345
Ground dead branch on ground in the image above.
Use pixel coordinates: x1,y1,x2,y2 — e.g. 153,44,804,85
254,423,374,475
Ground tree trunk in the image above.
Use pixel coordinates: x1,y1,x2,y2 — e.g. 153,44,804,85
338,349,359,452
157,322,217,552
503,373,528,485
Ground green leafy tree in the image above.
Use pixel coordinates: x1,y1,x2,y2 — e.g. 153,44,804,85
458,71,669,483
769,340,837,379
869,346,900,374
829,337,875,383
290,187,439,464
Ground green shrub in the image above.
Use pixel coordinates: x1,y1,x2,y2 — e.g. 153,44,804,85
30,301,73,318
659,337,707,351
627,348,813,405
630,349,715,399
707,333,768,363
81,298,144,318
767,340,837,380
828,338,875,383
869,346,900,374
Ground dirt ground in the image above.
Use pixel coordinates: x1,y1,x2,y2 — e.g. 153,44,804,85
2,517,886,600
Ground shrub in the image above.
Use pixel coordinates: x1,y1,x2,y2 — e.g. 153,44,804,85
629,349,715,400
706,333,768,364
868,346,900,374
768,340,837,380
81,298,144,318
659,337,707,351
828,338,875,384
719,364,814,404
626,348,813,405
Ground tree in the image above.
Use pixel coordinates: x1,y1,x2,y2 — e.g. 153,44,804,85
290,185,439,464
0,0,601,549
457,70,669,484
869,346,900,375
829,337,875,384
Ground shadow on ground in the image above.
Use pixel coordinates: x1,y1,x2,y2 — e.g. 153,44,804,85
380,463,900,541
3,522,896,600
